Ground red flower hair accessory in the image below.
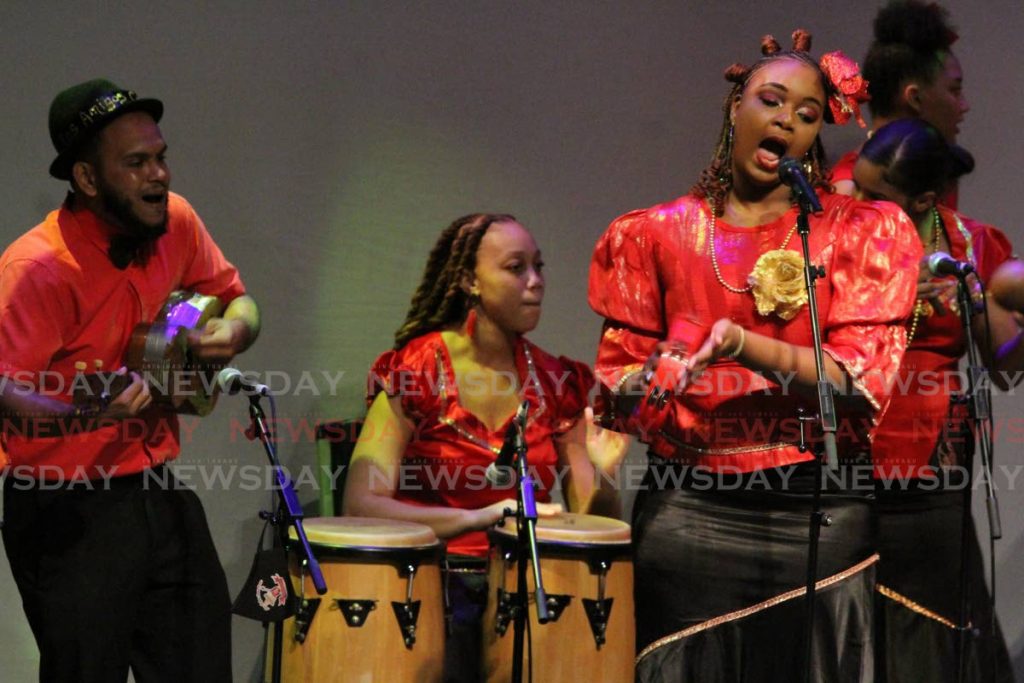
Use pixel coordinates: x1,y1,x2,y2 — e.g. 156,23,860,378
820,51,870,127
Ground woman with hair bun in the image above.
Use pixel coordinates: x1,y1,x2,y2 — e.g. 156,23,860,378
853,118,1020,683
833,0,969,205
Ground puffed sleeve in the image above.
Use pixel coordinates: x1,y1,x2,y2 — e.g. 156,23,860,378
588,209,665,390
589,208,683,436
968,221,1014,281
365,341,436,422
829,150,858,183
549,357,595,435
822,200,922,415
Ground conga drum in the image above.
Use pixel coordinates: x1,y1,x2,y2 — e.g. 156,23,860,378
269,517,445,682
481,513,634,682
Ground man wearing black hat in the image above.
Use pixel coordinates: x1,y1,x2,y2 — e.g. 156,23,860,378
0,79,259,682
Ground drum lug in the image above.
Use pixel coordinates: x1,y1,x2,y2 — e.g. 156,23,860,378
495,589,572,635
336,599,377,627
494,588,516,636
582,598,614,649
543,593,573,622
391,600,422,648
293,598,321,643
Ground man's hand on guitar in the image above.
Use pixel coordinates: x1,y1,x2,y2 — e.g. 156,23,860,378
187,318,249,363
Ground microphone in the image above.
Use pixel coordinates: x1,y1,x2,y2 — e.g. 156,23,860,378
216,367,270,397
927,251,975,278
485,400,529,487
778,157,823,214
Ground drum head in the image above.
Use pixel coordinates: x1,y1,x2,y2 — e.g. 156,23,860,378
289,516,439,549
492,513,630,544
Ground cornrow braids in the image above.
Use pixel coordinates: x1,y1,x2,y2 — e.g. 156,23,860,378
692,30,832,215
863,1,958,118
393,213,517,349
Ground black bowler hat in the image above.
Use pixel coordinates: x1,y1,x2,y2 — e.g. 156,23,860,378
48,78,163,180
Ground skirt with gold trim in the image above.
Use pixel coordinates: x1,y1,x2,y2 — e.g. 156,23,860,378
875,488,1015,683
633,468,876,683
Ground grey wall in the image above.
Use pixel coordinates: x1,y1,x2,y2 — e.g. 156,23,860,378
1,2,1022,681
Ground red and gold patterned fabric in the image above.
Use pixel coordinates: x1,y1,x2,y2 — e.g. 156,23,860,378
367,332,593,556
589,192,921,472
872,206,1013,478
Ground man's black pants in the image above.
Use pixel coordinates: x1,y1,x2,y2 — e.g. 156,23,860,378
2,468,232,683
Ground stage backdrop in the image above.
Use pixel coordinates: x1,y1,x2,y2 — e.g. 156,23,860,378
2,2,1022,680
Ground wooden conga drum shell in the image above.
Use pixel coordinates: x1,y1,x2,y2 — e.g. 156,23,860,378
268,517,445,683
481,513,634,683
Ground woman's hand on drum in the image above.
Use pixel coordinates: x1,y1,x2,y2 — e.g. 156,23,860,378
584,406,630,475
473,498,564,529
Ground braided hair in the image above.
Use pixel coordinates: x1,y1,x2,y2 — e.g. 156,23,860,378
393,213,516,349
863,1,958,118
692,30,833,216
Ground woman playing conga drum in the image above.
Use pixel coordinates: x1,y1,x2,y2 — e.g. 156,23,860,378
344,213,627,682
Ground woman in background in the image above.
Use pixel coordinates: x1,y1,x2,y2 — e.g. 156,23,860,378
833,0,968,207
853,118,1020,683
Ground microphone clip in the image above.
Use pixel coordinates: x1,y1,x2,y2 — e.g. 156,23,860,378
485,400,530,488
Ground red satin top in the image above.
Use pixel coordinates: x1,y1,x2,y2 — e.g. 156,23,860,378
872,207,1014,478
367,332,593,556
589,192,921,472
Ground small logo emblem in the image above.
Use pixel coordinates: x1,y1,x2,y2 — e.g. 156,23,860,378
256,573,289,612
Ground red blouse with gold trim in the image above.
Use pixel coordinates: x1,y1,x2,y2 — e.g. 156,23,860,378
588,192,921,473
872,207,1014,478
367,332,593,557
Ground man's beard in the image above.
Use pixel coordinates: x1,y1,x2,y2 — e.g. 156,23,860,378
96,176,168,268
98,182,168,241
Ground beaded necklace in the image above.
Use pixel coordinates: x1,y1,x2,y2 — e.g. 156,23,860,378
906,207,943,345
708,201,799,293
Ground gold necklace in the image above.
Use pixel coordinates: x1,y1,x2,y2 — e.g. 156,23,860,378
906,207,943,345
708,201,799,293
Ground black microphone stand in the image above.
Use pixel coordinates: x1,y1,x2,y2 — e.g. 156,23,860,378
506,414,550,683
240,392,328,683
951,273,1001,683
791,196,840,683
